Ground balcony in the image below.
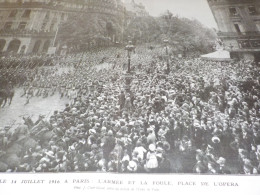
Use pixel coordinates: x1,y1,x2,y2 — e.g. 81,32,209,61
0,1,69,11
238,39,260,49
208,0,256,6
229,13,241,19
0,29,55,37
218,31,260,38
0,0,125,13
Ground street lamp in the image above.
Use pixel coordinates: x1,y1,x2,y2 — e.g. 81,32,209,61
229,43,234,61
124,41,135,93
229,43,234,51
125,41,135,73
164,39,170,74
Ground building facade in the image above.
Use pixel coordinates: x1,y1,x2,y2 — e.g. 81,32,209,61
207,0,260,61
0,0,125,55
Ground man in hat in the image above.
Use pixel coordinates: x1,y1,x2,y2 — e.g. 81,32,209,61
0,128,9,149
147,129,156,145
217,157,231,174
158,153,171,173
211,136,221,157
127,161,137,173
250,144,260,168
207,161,220,174
118,90,125,110
102,130,116,161
133,141,147,161
69,87,78,105
242,158,257,174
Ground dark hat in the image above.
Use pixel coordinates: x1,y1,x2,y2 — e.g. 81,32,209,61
163,141,170,151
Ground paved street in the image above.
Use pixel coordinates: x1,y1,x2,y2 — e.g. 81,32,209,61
0,88,69,129
0,65,110,130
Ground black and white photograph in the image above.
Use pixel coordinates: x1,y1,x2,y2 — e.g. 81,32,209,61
0,0,260,181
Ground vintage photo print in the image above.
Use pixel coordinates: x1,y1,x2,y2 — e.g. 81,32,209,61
0,0,260,177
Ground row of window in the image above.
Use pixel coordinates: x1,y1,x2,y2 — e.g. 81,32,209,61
7,9,67,20
9,9,31,18
238,40,260,48
3,21,56,31
4,22,27,30
233,23,260,34
229,5,258,16
0,39,51,54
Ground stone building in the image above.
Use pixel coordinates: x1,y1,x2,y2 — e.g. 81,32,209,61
0,0,125,55
207,0,260,61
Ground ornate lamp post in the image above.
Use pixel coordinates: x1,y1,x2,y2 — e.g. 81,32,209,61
229,43,234,51
125,41,135,73
124,41,135,93
164,39,170,74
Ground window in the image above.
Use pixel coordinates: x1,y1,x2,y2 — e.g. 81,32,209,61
238,40,260,48
22,10,31,18
4,22,13,30
229,7,238,16
44,11,50,20
234,24,241,33
248,6,257,15
251,40,260,48
256,23,260,31
9,10,17,18
238,40,251,48
62,13,66,20
18,22,27,30
41,22,47,31
50,23,55,32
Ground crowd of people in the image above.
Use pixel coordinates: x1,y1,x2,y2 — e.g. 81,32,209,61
0,45,260,174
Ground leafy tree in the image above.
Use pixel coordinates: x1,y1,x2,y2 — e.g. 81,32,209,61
58,9,216,54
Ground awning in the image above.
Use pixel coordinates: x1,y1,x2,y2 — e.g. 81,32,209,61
201,50,232,61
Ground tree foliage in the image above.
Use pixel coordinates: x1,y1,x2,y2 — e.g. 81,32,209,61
124,10,217,53
58,10,217,54
59,12,123,48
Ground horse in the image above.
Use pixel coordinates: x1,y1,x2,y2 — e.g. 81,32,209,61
23,116,34,130
0,88,15,107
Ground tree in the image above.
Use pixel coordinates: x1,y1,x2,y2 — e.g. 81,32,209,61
57,9,216,54
58,12,123,51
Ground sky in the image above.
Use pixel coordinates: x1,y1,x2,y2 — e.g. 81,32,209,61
127,0,218,29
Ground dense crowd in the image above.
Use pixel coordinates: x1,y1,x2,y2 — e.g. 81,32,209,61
0,46,260,174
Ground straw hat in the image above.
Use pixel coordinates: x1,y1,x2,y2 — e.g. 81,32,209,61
217,157,226,165
212,136,220,144
108,130,113,136
149,144,156,152
127,161,137,172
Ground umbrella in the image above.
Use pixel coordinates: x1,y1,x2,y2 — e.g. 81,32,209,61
201,50,232,62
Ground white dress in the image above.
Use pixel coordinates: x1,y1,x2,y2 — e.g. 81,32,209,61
146,152,158,169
